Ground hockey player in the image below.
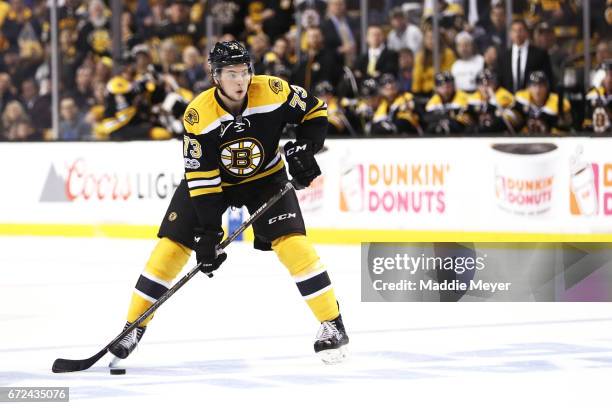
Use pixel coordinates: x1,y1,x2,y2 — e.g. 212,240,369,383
583,61,612,134
466,69,517,134
109,41,349,364
423,71,472,135
512,71,572,135
98,60,173,141
370,74,421,136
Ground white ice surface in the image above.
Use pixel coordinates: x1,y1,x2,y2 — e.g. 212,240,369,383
1,236,612,407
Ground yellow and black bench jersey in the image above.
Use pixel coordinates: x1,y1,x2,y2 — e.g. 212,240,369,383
425,90,471,119
513,89,571,134
467,87,518,132
182,75,327,226
584,86,612,133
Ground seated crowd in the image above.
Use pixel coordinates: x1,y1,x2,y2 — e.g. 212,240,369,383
0,0,611,140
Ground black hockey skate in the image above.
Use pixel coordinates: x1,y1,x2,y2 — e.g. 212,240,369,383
314,314,349,364
109,322,146,359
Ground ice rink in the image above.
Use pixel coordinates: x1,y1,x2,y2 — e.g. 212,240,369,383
1,236,612,407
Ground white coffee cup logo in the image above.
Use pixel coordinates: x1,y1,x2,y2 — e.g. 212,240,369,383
492,143,559,216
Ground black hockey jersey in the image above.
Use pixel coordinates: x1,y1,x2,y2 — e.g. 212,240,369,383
182,75,327,228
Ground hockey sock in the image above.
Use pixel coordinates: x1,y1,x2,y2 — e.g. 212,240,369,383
272,234,339,322
126,238,191,326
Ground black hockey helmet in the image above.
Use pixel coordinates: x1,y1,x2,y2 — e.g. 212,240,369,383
476,69,497,85
601,59,612,72
528,70,548,86
379,73,398,86
360,78,379,98
434,71,454,87
314,81,334,97
208,41,252,73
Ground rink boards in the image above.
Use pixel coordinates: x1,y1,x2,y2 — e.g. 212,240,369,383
0,137,611,242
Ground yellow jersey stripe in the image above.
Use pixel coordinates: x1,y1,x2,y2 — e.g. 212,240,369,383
302,109,328,122
185,169,221,180
304,98,324,117
189,186,223,197
221,160,285,187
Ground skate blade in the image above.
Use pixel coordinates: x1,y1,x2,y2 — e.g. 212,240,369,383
317,346,347,365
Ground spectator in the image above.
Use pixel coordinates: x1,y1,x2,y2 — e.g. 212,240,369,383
156,0,203,53
412,25,456,96
386,7,422,55
525,0,579,39
1,0,42,50
466,69,517,134
512,71,571,134
474,4,507,52
591,41,612,88
259,0,294,42
1,100,35,140
423,71,471,135
397,48,414,93
264,36,292,77
463,0,493,28
584,60,612,134
355,25,398,80
451,31,484,93
69,65,95,110
321,0,358,66
20,76,50,133
533,22,567,87
59,28,80,88
249,32,270,75
483,45,498,71
497,19,554,93
76,0,111,61
158,38,180,74
0,72,16,115
291,26,343,93
59,96,92,140
182,45,208,93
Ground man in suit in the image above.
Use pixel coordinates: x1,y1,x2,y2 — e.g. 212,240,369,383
355,25,398,80
497,19,554,93
320,0,359,66
291,26,343,93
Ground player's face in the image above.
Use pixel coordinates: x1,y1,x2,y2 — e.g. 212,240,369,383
529,83,548,106
217,64,251,101
437,82,454,101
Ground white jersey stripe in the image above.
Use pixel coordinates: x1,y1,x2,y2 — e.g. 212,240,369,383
187,177,222,189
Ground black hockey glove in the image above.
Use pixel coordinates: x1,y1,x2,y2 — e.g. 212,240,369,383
284,139,321,190
193,228,227,276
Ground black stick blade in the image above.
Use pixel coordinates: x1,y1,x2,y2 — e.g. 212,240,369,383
52,350,107,373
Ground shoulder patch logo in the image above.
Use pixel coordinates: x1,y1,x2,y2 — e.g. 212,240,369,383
185,108,199,126
269,78,283,94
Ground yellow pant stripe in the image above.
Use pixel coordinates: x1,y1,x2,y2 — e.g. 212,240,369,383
126,238,191,326
272,234,339,322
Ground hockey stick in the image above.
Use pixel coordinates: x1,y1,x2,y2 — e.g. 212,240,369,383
52,180,297,373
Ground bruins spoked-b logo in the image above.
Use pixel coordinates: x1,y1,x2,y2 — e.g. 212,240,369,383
184,108,199,126
220,138,264,177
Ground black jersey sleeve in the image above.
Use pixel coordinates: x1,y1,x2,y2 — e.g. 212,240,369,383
283,83,328,152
